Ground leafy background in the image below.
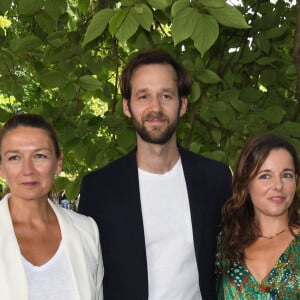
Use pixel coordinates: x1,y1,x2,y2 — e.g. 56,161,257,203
0,0,299,200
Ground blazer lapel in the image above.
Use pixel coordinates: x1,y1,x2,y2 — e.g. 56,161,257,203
179,148,205,257
49,201,91,300
0,195,29,300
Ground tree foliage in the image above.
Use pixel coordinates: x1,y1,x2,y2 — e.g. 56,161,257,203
0,0,299,199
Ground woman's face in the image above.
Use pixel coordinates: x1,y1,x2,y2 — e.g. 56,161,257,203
248,148,297,222
0,126,62,202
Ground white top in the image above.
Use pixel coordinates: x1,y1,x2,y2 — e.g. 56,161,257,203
22,242,76,300
138,159,202,300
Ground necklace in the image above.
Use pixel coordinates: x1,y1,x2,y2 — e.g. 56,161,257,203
258,229,287,239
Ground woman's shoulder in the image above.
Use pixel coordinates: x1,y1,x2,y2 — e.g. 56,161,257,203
50,200,98,231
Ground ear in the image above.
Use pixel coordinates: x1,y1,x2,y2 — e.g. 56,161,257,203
55,152,63,175
179,97,188,117
123,98,132,118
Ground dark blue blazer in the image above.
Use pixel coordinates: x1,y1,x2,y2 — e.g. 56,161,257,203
78,147,232,300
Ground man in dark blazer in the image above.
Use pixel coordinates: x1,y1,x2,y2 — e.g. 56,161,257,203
78,48,232,300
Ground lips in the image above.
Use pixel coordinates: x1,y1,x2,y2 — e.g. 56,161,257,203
21,181,38,186
269,196,285,202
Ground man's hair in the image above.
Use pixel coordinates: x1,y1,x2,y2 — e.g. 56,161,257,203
120,48,192,101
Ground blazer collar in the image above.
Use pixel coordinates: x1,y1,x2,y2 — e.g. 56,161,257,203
49,201,92,300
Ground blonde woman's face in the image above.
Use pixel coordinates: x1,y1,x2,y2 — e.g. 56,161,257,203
0,126,62,202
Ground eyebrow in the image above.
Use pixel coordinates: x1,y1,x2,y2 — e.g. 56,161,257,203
3,148,51,155
258,168,295,174
135,88,175,94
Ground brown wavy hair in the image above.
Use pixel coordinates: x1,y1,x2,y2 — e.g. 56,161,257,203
220,133,300,261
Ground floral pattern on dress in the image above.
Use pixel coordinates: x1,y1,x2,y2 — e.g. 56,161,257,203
216,233,300,299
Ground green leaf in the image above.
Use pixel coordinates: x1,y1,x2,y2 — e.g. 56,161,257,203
0,52,14,75
147,0,172,10
35,11,57,34
197,69,222,84
256,57,277,65
257,36,270,54
189,81,201,103
211,128,222,144
189,141,201,153
263,24,288,39
240,47,262,64
260,69,276,86
275,122,300,138
191,14,219,57
0,108,12,122
213,102,235,126
115,10,139,43
108,8,129,36
219,89,239,102
286,65,297,80
172,7,198,45
171,0,189,17
44,0,67,21
230,99,249,114
122,0,137,6
47,31,69,48
78,0,90,14
0,0,11,14
197,0,226,8
133,4,153,31
260,106,285,124
78,75,101,91
54,176,70,193
10,35,43,53
62,82,78,101
65,179,80,201
39,71,68,88
18,0,43,15
208,4,250,29
240,87,263,103
83,9,114,46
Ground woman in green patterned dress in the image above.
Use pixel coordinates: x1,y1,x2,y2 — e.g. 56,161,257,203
216,133,300,299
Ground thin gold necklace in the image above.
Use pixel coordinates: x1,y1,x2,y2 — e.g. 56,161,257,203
258,229,287,239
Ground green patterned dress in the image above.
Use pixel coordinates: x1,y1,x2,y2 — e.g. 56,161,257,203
215,233,300,299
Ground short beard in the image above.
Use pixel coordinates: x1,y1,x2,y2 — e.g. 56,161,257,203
129,107,179,145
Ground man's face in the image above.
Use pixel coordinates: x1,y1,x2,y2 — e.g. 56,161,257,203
123,63,187,145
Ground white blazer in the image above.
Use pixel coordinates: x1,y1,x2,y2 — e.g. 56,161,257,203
0,194,104,300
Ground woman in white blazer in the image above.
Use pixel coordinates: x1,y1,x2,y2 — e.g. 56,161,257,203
0,113,103,300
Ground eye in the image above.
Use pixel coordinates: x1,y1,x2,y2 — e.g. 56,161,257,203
138,94,148,101
160,94,172,101
35,153,47,159
282,172,294,179
258,173,270,180
8,155,20,161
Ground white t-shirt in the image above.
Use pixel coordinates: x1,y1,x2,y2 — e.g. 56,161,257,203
22,241,76,300
138,158,202,300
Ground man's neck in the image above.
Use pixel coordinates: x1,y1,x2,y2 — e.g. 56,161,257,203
136,137,180,174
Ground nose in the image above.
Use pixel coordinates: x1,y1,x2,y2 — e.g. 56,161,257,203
22,158,35,175
272,176,283,191
149,97,162,111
